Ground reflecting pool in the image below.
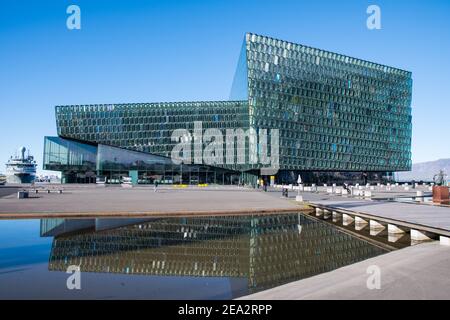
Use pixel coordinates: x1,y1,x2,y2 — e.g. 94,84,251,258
0,214,387,299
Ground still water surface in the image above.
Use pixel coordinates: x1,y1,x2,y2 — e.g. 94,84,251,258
0,214,386,299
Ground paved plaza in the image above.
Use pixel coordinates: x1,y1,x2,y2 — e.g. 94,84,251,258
0,184,307,218
240,241,450,300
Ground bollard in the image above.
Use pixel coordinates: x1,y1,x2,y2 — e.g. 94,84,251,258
416,190,424,202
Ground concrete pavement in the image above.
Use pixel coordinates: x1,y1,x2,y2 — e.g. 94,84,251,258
0,184,309,218
240,241,450,300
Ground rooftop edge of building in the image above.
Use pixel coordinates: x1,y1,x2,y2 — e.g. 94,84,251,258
54,100,248,109
244,32,412,77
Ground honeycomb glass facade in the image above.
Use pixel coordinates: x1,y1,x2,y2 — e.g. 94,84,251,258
55,100,249,162
44,32,412,184
231,33,412,173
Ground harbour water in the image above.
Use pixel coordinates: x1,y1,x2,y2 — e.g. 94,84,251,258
0,213,387,299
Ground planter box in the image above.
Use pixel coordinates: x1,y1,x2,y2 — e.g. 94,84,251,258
433,186,450,204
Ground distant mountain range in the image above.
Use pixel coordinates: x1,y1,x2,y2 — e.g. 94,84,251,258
396,158,450,182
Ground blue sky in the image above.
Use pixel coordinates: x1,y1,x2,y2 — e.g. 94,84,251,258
1,0,449,174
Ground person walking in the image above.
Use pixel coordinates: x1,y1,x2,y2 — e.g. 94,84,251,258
154,180,158,192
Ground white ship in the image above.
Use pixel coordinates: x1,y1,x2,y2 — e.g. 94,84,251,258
5,147,37,184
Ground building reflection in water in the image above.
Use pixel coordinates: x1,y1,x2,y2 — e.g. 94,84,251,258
40,214,386,294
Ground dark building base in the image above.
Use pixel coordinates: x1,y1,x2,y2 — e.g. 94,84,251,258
59,169,394,186
45,137,397,186
273,170,395,185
